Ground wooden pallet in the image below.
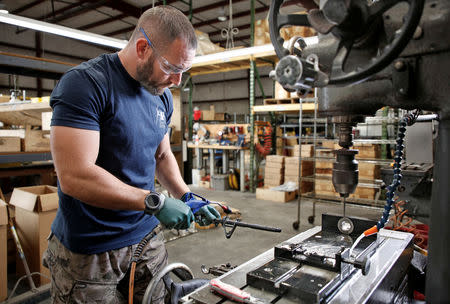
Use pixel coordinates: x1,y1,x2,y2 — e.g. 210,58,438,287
264,98,297,105
263,97,316,105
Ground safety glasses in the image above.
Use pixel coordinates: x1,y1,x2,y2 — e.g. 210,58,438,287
139,27,191,75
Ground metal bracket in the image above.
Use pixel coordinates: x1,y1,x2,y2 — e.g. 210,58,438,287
392,59,416,98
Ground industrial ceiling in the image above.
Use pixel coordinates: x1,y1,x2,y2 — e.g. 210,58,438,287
1,0,304,51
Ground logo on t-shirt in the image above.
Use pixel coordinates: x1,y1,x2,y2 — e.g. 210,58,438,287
156,109,166,129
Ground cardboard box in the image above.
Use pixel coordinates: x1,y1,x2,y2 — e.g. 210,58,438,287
0,199,8,301
9,186,58,286
214,113,227,121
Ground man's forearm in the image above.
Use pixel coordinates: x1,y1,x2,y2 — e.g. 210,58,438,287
57,164,148,210
155,150,189,199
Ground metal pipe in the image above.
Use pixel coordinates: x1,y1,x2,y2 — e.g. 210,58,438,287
249,62,255,192
249,0,256,192
295,96,303,227
416,114,438,122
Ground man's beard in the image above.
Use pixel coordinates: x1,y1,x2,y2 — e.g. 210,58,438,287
136,54,166,95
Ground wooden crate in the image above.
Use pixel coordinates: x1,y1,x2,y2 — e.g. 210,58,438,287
265,166,284,175
354,187,378,200
314,179,378,200
284,160,314,176
283,177,313,193
256,187,296,203
24,127,50,152
264,176,284,187
322,140,338,149
354,144,381,159
316,148,334,157
0,137,21,152
358,162,381,179
266,155,285,164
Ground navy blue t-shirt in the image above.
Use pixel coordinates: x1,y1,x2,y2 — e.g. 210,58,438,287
50,53,173,254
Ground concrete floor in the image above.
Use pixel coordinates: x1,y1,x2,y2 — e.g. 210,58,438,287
6,186,385,303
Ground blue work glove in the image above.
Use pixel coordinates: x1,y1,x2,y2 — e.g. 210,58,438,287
181,192,222,226
155,197,194,230
196,205,221,226
180,192,196,203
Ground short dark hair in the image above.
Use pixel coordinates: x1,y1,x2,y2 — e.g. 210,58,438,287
130,6,197,52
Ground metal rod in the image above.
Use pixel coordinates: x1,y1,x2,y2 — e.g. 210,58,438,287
296,95,303,226
311,88,318,221
188,78,193,141
219,219,281,233
342,196,346,218
416,114,438,122
9,219,36,291
240,149,245,192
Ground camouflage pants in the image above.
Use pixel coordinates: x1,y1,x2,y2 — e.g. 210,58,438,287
42,227,167,304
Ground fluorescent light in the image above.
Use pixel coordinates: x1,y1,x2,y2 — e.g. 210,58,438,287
0,11,127,49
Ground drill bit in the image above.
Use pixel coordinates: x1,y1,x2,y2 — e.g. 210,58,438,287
342,196,346,218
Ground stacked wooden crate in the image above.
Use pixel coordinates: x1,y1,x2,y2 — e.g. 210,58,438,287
0,102,52,152
256,155,298,203
284,157,314,193
264,155,285,187
254,16,316,46
314,141,381,200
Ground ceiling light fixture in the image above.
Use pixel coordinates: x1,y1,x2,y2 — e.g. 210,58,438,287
217,6,227,22
0,11,127,49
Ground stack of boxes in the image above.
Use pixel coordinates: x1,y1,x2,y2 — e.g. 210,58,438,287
284,157,314,194
264,155,285,187
284,144,315,193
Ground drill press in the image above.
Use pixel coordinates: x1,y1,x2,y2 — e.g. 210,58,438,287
331,118,360,234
